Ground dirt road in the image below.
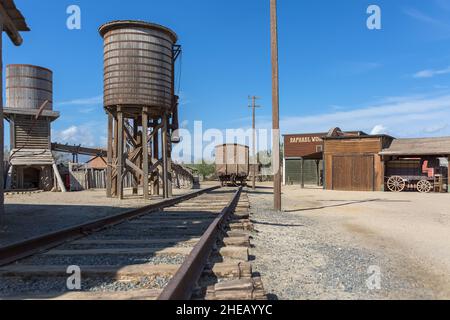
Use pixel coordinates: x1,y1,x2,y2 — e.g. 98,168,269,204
249,184,450,300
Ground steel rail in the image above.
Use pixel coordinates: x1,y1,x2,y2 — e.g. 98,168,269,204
0,186,220,267
158,186,242,300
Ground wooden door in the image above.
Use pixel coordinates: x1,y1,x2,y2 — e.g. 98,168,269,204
332,155,374,191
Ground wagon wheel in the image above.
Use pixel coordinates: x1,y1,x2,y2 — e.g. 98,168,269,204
417,180,433,193
387,176,406,192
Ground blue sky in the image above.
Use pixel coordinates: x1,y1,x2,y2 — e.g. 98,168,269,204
4,0,450,150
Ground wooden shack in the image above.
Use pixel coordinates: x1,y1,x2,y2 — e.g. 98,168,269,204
0,0,29,213
283,129,366,187
323,134,394,191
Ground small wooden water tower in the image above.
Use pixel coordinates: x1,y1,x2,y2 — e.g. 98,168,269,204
99,20,181,200
4,64,65,191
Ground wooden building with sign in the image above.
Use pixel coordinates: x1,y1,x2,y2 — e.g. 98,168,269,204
283,133,325,186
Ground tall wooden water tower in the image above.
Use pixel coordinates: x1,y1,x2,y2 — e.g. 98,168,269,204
4,64,64,191
99,21,181,200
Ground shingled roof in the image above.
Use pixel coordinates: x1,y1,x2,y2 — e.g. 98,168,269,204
380,137,450,156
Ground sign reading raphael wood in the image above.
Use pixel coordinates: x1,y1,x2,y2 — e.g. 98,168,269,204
284,133,325,158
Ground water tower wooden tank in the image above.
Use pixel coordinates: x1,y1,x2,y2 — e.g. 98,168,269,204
99,20,181,200
4,64,64,191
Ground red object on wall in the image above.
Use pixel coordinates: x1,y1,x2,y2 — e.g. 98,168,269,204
422,160,434,177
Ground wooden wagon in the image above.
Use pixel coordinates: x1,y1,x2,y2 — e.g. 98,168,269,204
385,159,442,193
386,175,434,193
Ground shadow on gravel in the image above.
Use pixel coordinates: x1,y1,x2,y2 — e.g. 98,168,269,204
252,221,305,228
283,198,410,212
245,191,275,195
265,293,279,300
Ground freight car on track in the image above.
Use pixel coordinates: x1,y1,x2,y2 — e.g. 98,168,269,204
215,144,250,186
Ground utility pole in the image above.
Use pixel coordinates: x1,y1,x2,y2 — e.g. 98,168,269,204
270,0,282,211
248,96,261,190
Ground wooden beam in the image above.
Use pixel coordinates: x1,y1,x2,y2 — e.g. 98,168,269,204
106,112,113,198
152,121,160,196
0,5,23,46
116,110,124,199
52,163,67,193
125,158,144,177
0,262,251,280
142,109,149,200
123,122,138,148
162,114,169,198
44,246,249,260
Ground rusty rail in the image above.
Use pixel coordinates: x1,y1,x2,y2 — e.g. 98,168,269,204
0,186,220,267
158,187,242,300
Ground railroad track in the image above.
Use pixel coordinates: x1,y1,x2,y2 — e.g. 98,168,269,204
0,187,265,300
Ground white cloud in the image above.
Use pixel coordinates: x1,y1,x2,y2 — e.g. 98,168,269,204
59,95,102,106
413,66,450,78
404,8,450,30
254,93,450,138
53,125,98,147
370,125,389,135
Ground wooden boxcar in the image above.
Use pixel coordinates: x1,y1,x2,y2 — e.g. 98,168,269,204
215,144,249,186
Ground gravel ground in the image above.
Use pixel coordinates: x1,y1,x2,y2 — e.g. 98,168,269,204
249,184,450,300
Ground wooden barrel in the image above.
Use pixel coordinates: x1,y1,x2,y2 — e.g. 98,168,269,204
6,64,53,111
99,20,178,111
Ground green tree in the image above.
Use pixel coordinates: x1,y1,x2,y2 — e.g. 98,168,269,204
186,161,215,180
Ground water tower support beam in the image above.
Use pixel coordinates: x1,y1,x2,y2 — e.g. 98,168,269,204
162,113,169,198
142,108,149,200
106,112,113,198
116,108,124,200
152,120,160,196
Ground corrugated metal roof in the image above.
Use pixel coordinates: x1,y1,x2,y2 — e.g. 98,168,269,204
1,0,30,31
380,137,450,156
